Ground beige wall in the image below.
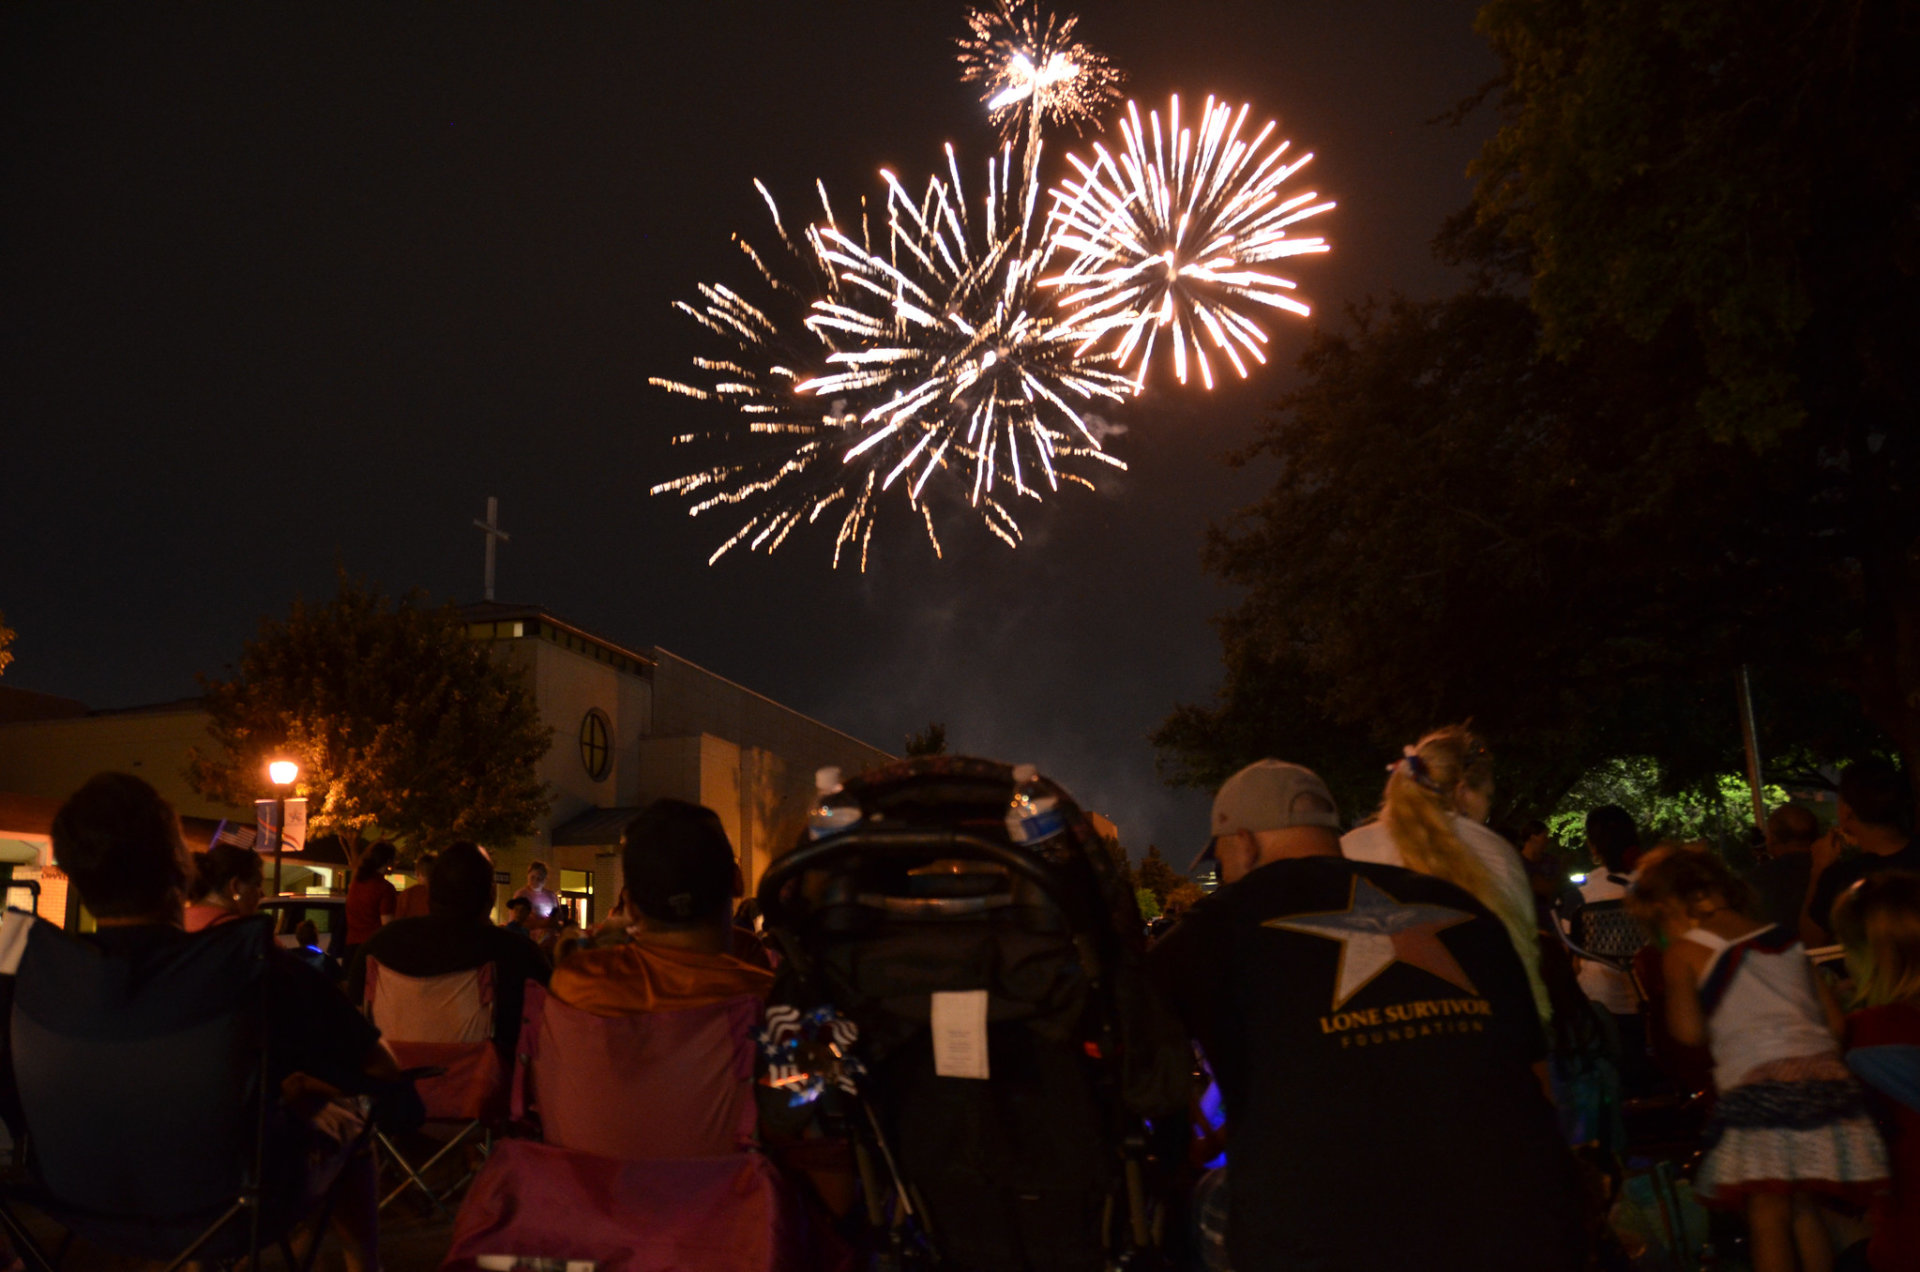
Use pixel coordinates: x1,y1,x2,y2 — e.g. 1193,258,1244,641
0,708,246,821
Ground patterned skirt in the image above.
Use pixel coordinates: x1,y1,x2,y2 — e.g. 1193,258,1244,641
1696,1055,1889,1208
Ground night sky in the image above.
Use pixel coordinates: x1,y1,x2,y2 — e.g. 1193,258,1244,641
2,2,1493,856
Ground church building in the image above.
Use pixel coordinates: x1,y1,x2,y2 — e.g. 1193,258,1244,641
0,602,891,925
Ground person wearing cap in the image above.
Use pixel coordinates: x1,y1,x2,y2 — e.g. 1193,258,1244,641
1150,760,1584,1272
346,841,552,1062
548,799,773,1016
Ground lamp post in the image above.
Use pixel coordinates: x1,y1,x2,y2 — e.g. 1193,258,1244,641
268,760,298,897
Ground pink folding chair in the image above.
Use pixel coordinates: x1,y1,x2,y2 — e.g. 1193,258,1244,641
363,957,511,1215
442,986,810,1272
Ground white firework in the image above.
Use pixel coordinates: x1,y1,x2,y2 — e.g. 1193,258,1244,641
1048,94,1334,389
797,140,1135,543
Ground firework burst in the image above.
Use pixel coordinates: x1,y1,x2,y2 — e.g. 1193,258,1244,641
800,141,1134,535
957,0,1122,183
647,180,905,569
1047,94,1334,390
650,148,1133,569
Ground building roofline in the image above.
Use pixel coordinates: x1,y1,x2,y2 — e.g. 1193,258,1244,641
650,646,891,759
458,602,656,672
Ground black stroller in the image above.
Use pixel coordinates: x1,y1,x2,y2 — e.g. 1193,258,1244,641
756,757,1191,1271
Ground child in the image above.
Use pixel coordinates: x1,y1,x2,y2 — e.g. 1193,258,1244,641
1634,849,1887,1272
1834,871,1920,1272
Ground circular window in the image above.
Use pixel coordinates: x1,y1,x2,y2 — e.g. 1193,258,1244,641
579,709,611,781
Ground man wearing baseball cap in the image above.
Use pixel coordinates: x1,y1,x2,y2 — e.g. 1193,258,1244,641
550,799,772,1016
1150,760,1583,1271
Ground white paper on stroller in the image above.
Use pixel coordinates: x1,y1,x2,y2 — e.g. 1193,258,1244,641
931,990,990,1079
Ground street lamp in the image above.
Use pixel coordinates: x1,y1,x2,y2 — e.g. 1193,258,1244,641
268,760,299,896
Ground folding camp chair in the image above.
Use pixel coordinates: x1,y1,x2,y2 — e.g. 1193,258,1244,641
0,909,362,1272
441,985,806,1272
361,957,510,1216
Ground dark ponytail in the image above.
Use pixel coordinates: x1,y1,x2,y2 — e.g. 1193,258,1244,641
191,844,264,902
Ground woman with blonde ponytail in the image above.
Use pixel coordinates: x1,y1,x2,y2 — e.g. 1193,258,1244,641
1342,725,1551,1023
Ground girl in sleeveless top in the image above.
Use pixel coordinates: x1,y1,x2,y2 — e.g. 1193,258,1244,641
1634,848,1887,1272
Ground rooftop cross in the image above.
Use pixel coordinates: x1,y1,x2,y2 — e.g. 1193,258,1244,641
473,496,510,602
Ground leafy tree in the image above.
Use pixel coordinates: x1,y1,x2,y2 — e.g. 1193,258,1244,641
0,609,13,679
1135,844,1183,908
1162,0,1917,811
1470,0,1920,791
1155,282,1885,819
904,722,949,756
1163,881,1205,916
1134,887,1162,922
189,576,552,860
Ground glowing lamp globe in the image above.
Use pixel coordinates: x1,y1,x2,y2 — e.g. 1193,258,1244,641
268,760,299,787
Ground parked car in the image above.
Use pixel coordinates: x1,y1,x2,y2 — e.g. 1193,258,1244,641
258,894,348,963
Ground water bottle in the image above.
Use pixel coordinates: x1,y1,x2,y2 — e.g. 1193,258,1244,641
1005,764,1067,848
808,766,863,840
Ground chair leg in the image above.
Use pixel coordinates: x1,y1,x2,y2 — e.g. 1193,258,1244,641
159,1201,247,1272
377,1121,484,1216
0,1202,58,1272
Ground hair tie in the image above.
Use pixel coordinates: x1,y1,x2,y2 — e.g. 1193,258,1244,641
1387,746,1440,791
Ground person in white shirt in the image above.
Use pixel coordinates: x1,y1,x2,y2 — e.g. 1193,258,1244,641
1340,724,1551,1025
1569,805,1642,1016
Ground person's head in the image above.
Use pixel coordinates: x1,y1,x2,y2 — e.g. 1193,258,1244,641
412,850,437,883
1383,725,1495,822
620,800,739,937
427,842,495,922
1832,871,1920,1008
1377,726,1499,907
1517,819,1552,861
1764,804,1821,857
1837,759,1911,841
1629,847,1752,938
50,772,191,922
527,861,550,890
192,844,265,915
355,839,397,884
1584,805,1640,873
1200,760,1341,886
504,896,532,925
294,919,321,950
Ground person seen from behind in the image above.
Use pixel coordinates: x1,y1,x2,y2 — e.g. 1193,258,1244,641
1341,725,1551,1024
512,861,560,946
1804,760,1917,946
1151,759,1583,1272
343,839,398,957
25,773,395,1272
1569,805,1647,1050
1745,805,1823,932
183,844,265,933
549,800,771,1015
347,842,549,1064
394,851,434,921
1634,849,1886,1272
1833,871,1920,1272
292,919,336,980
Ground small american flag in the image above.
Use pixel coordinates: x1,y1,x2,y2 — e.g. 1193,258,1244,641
211,820,259,850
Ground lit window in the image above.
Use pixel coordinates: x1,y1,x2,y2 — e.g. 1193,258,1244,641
579,709,612,781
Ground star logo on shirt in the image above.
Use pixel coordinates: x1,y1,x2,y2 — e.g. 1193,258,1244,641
1265,876,1479,1010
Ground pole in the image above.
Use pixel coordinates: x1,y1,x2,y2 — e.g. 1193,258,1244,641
1736,665,1767,831
272,793,285,897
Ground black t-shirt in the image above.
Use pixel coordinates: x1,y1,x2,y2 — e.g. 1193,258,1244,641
1150,856,1583,1272
346,914,550,1051
1807,838,1920,941
1744,852,1815,931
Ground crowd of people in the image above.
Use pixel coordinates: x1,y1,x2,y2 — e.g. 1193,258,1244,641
0,738,1915,1271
